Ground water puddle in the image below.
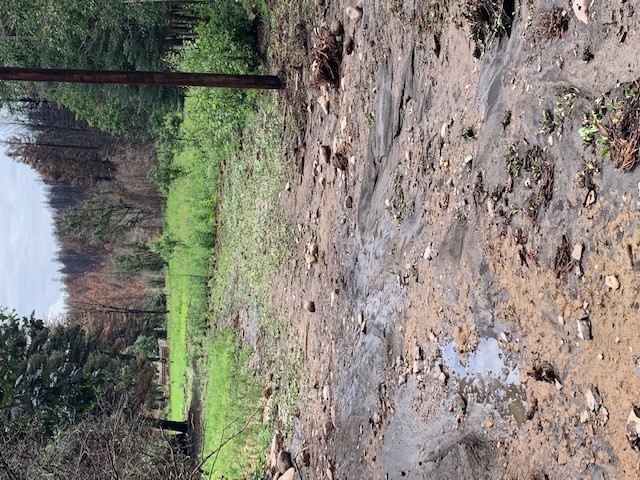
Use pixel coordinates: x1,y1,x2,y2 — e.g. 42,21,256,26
441,337,527,425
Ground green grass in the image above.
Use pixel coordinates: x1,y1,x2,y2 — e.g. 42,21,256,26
158,2,303,477
164,143,215,420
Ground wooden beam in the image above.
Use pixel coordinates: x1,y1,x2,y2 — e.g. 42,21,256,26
0,67,283,90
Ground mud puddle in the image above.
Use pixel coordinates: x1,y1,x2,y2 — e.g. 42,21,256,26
441,337,526,425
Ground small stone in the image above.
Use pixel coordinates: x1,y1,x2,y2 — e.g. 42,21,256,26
555,379,563,391
304,301,316,313
317,95,329,114
585,386,602,412
558,315,565,325
483,417,494,429
423,245,437,260
571,243,584,262
577,316,592,340
413,360,423,374
580,410,590,423
322,384,330,402
277,451,294,474
280,468,296,480
320,145,331,163
635,356,640,379
626,407,640,450
605,275,620,290
330,20,344,36
285,182,291,192
557,450,568,465
572,0,589,24
346,5,363,21
344,195,353,209
269,433,282,469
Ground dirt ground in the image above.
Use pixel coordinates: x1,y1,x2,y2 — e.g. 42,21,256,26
264,0,640,478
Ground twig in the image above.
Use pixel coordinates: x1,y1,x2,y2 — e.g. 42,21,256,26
188,407,261,479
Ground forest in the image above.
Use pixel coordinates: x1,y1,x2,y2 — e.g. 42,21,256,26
0,0,274,478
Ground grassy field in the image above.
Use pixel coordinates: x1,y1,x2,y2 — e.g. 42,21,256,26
159,2,297,477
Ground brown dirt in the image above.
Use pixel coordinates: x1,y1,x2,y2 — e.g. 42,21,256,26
264,0,640,478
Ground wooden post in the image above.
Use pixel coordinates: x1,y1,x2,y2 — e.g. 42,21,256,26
0,67,283,90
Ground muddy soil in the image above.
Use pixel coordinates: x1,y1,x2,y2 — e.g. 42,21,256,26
267,0,640,478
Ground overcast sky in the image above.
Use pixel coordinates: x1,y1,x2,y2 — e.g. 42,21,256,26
0,120,66,319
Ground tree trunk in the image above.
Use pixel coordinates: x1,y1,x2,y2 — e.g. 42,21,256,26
0,67,283,90
142,416,189,433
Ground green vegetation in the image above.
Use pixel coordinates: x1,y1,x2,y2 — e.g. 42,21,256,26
0,0,179,133
464,0,514,58
157,3,295,477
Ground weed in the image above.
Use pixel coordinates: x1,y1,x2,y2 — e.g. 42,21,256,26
505,143,521,176
365,112,375,128
464,0,515,58
501,109,512,129
454,210,467,221
460,125,476,139
538,108,555,135
388,170,415,226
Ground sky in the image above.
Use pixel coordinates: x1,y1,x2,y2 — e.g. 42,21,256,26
0,118,67,319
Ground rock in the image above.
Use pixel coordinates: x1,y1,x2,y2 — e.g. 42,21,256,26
273,472,281,480
572,0,589,24
413,359,423,374
577,316,592,340
330,20,344,36
332,153,348,171
585,386,602,412
600,406,609,425
317,95,329,114
627,407,640,450
320,145,331,164
483,417,494,429
557,449,568,465
277,451,294,474
280,468,296,480
605,275,620,290
346,5,363,21
423,244,437,260
304,301,316,313
580,410,590,423
344,196,353,209
635,356,640,379
269,433,282,469
323,419,334,436
322,385,331,404
571,243,583,262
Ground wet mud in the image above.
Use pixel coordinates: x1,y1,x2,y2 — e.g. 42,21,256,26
268,0,640,478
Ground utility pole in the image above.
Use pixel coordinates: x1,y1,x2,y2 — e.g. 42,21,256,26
0,67,283,90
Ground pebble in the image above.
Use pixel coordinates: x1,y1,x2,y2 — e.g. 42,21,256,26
344,196,353,209
330,20,344,36
317,95,329,115
280,468,296,480
320,145,331,163
304,301,316,312
580,410,590,423
277,451,294,474
605,275,620,290
346,5,363,21
572,0,589,24
423,244,437,260
585,386,602,412
571,243,583,262
626,407,640,450
577,316,592,340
